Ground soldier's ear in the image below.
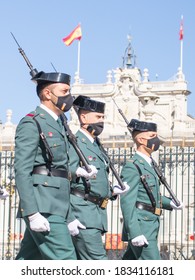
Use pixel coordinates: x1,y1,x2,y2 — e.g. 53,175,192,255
43,87,52,100
80,112,88,124
137,136,146,145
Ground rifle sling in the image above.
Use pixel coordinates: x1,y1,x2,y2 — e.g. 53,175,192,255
33,117,53,166
133,162,156,208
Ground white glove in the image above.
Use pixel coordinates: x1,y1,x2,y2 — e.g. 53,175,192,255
68,219,86,236
131,235,149,247
0,188,9,199
28,212,50,232
112,182,130,195
76,165,98,179
170,200,183,210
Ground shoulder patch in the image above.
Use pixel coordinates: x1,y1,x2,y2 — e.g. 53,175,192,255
26,113,35,117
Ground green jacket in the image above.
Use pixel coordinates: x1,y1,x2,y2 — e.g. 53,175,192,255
69,130,113,232
120,153,172,241
14,106,71,218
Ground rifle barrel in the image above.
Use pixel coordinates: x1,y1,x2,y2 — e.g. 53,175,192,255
96,137,125,190
11,32,38,77
112,98,132,133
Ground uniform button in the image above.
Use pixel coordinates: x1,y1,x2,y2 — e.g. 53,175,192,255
21,209,24,212
44,182,48,186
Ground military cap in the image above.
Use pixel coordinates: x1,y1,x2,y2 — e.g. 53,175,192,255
73,95,105,113
128,119,157,133
31,71,71,85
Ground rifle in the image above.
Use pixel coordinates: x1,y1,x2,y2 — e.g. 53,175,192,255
151,159,181,206
95,137,125,190
60,114,92,198
51,62,57,72
11,33,92,174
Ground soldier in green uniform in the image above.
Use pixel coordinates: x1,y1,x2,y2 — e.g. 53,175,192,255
14,72,96,260
68,95,130,260
120,119,183,260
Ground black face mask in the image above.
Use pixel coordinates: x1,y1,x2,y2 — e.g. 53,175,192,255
51,92,73,112
86,122,104,136
146,136,160,151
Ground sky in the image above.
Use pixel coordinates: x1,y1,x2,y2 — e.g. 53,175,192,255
0,0,194,125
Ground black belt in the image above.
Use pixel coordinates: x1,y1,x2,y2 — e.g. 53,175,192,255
70,188,109,209
33,166,69,179
136,201,162,216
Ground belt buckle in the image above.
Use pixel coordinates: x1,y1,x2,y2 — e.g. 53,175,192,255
154,207,162,216
100,198,109,209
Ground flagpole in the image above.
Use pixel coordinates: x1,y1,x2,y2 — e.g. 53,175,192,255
179,15,184,72
180,39,183,72
77,40,81,81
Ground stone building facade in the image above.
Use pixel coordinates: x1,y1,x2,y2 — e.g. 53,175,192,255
70,64,194,147
0,39,195,259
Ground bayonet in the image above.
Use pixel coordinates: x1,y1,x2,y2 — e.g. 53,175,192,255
11,32,38,78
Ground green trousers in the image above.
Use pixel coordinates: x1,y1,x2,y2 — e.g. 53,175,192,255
122,240,161,260
72,228,108,260
16,214,76,260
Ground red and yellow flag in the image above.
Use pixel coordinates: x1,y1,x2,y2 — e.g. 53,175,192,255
62,24,82,46
179,16,184,41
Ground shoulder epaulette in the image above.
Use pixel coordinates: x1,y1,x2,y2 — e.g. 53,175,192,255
127,159,134,163
26,113,35,117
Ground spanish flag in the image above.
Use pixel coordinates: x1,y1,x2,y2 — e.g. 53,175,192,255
179,15,184,41
62,24,82,46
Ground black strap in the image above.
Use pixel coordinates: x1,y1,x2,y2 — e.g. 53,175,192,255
33,117,54,166
133,161,156,208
